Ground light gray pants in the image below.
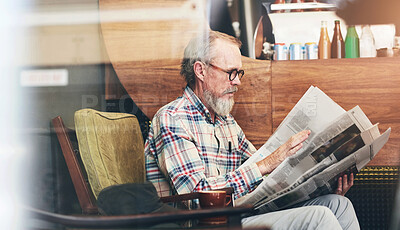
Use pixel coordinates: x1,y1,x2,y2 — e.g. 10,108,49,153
242,194,360,230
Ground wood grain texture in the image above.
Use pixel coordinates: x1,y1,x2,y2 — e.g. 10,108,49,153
99,0,208,63
108,57,272,149
271,57,400,166
105,64,127,100
233,58,272,148
52,116,99,214
99,0,272,149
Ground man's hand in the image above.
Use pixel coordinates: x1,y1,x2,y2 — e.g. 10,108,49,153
335,173,354,196
257,130,311,175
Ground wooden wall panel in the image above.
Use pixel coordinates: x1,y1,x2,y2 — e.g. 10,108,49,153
271,57,400,166
113,58,272,149
232,58,272,148
112,59,185,117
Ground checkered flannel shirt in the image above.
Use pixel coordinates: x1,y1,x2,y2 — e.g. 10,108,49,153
145,86,263,200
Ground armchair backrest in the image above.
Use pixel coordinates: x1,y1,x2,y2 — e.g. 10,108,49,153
74,109,145,198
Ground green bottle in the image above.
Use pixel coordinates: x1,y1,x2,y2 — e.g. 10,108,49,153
345,25,360,58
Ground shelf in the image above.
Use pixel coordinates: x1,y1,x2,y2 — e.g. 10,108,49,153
270,3,336,11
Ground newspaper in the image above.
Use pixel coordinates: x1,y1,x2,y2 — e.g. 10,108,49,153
240,86,346,168
235,86,391,212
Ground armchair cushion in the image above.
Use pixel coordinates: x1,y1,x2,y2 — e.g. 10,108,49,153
74,109,145,198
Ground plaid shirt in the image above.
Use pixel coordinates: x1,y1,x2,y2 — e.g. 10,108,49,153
145,86,263,200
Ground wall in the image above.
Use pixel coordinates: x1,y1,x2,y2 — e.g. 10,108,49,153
20,65,104,228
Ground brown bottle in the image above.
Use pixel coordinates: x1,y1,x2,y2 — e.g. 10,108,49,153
331,20,345,58
291,0,304,12
318,21,331,59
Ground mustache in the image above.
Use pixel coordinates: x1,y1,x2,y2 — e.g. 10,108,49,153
223,86,238,95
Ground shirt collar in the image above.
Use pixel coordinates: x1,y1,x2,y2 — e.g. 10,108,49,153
183,86,228,125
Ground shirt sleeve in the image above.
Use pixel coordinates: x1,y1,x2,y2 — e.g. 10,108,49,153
155,112,262,199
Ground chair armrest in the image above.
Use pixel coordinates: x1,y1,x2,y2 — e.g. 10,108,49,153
159,187,234,203
27,205,254,228
159,192,199,203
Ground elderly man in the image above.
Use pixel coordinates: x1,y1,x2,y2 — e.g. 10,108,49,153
145,30,359,229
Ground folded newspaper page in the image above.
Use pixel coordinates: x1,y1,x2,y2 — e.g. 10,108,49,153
235,86,391,212
256,128,390,213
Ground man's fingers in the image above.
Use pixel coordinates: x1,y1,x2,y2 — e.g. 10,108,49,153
286,130,311,150
264,130,310,174
349,173,354,187
277,130,310,158
343,174,348,190
336,174,355,196
336,177,343,195
288,143,303,156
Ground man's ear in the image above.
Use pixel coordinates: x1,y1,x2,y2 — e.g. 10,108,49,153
193,61,206,82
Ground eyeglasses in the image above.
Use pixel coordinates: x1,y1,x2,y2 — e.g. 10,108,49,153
207,63,244,81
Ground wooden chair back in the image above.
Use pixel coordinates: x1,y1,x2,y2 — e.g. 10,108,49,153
52,116,99,214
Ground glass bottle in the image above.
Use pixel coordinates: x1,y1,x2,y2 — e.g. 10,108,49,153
318,21,331,59
345,25,360,58
331,20,345,58
359,25,376,58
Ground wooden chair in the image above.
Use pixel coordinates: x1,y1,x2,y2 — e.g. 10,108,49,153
49,114,250,228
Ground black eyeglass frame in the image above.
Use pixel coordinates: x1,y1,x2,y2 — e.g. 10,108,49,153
207,63,245,81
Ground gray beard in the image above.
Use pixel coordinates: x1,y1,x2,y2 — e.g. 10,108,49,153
203,89,235,116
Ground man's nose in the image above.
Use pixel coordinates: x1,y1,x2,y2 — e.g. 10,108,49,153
231,74,241,86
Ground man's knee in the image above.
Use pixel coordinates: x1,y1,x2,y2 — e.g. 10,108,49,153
242,206,342,230
311,206,336,219
309,194,354,212
323,194,352,208
307,206,342,229
313,194,359,230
